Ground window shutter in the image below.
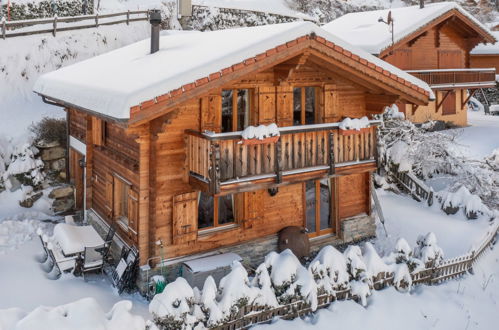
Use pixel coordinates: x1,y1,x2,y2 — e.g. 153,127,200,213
172,192,198,245
323,84,339,123
127,189,139,238
92,117,103,146
105,173,114,219
258,86,276,125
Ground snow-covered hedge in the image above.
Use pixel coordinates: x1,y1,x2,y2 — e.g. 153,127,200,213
150,235,446,328
1,0,93,21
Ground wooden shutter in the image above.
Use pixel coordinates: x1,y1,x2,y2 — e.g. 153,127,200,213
172,192,198,245
276,86,293,126
104,173,114,219
92,117,103,146
258,86,276,125
438,50,463,69
127,189,139,238
442,91,457,115
201,95,222,132
323,84,339,123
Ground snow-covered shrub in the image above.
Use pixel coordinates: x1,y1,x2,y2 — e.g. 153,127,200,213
199,276,223,327
265,249,318,310
386,238,424,273
393,263,412,292
438,186,492,220
378,117,499,210
150,277,199,330
287,0,382,23
1,0,94,21
251,264,279,308
338,116,370,131
413,232,444,267
363,242,391,280
344,246,372,307
309,245,350,295
30,117,67,147
384,104,405,120
2,143,45,189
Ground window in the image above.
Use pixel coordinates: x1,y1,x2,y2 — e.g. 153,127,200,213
198,192,235,230
305,179,334,237
293,87,318,125
221,89,252,132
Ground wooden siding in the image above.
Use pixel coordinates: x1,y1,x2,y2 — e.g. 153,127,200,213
68,108,86,142
470,54,499,72
338,173,370,219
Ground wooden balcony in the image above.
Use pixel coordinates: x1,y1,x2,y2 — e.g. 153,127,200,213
407,68,496,89
186,121,379,194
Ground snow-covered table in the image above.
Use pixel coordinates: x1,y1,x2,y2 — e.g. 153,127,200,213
53,223,105,256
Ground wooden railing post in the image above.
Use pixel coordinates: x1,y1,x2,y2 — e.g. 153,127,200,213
52,16,57,37
210,143,221,194
275,138,282,183
328,132,335,175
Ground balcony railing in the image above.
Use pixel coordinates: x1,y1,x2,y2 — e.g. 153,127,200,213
186,121,379,194
407,68,496,89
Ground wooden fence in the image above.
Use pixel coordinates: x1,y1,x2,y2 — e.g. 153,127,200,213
210,222,499,330
389,169,434,206
1,10,149,39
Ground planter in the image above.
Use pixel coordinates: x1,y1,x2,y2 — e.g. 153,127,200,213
339,127,371,136
239,135,280,145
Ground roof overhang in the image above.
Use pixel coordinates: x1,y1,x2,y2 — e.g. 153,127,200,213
127,35,431,127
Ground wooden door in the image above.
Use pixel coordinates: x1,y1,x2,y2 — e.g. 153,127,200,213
172,192,198,245
69,148,84,210
438,50,463,69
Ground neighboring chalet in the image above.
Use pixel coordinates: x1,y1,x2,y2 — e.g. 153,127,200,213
323,2,496,126
34,21,431,289
471,31,499,74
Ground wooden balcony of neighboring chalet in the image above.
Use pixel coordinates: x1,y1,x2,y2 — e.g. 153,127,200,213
406,68,496,89
186,121,380,195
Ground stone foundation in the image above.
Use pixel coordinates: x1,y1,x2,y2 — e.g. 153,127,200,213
340,213,376,243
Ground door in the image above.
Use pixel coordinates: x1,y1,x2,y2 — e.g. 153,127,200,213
305,179,335,237
69,148,85,209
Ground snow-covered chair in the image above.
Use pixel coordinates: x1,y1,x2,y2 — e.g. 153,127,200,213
81,244,105,280
101,225,116,262
46,242,78,279
36,228,49,263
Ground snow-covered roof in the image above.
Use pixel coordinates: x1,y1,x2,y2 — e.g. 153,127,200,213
34,22,432,120
471,31,499,55
322,2,495,55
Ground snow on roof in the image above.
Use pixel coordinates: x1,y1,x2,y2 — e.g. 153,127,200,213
34,21,432,120
322,2,495,55
182,252,242,273
471,31,499,55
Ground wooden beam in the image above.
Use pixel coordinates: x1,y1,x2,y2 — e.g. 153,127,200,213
136,123,151,265
461,89,478,108
85,115,94,211
412,104,420,115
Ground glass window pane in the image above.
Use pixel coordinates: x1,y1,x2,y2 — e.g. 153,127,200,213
221,90,233,133
121,183,129,226
237,89,251,131
319,179,331,230
305,87,316,125
293,87,302,125
305,181,316,233
218,194,234,225
198,192,214,229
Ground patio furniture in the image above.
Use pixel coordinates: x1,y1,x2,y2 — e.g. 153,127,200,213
101,225,116,262
53,223,105,256
36,228,49,263
46,242,78,279
108,246,139,294
81,244,106,280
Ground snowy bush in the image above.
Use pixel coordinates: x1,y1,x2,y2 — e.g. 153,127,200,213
393,263,412,292
386,238,424,273
438,186,493,220
286,0,382,23
2,143,45,189
265,249,318,310
150,277,199,330
363,242,391,279
30,117,67,147
309,245,350,295
1,0,93,20
344,246,372,307
379,117,499,210
413,232,444,267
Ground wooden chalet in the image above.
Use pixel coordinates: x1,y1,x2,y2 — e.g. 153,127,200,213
34,21,431,289
323,1,496,126
471,31,499,74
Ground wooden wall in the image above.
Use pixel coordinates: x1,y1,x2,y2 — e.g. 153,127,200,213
68,108,86,142
471,54,499,72
383,26,467,70
338,173,370,219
